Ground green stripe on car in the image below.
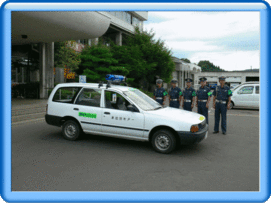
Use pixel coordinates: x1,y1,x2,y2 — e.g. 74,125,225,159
79,112,97,119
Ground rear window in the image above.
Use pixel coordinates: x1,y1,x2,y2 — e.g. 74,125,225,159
52,87,82,103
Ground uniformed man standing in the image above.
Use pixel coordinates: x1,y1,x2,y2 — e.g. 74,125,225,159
196,77,212,124
169,79,182,108
213,76,232,135
182,78,196,111
153,79,167,105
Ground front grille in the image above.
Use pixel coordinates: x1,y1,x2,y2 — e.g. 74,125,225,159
198,120,206,130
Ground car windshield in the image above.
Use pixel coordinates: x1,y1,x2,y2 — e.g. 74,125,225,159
232,84,242,92
123,89,162,111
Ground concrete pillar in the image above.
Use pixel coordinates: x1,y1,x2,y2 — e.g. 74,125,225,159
116,32,122,46
39,42,54,99
182,71,185,89
39,43,46,99
55,68,64,83
46,42,54,90
92,38,99,46
178,71,182,89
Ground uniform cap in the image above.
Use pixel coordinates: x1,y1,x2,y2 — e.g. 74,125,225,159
171,78,178,83
156,79,163,84
185,78,193,83
199,77,207,82
219,76,226,81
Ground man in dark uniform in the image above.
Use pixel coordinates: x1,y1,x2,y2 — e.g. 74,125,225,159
153,79,167,105
213,76,232,135
169,78,182,108
182,78,196,111
196,77,212,124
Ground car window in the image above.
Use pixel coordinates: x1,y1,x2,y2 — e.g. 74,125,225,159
52,87,82,103
255,86,259,94
238,86,254,94
104,90,132,111
123,89,161,111
75,88,101,107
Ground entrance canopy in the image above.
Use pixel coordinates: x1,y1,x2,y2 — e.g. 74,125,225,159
12,11,111,45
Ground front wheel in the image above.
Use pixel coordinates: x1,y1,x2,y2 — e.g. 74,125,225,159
62,120,81,141
151,129,176,154
229,101,234,109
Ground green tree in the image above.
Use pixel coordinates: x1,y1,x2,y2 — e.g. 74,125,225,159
198,60,225,72
181,58,191,63
111,28,175,89
77,44,129,82
54,41,81,71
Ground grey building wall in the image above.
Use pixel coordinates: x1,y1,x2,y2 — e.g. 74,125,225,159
194,71,259,85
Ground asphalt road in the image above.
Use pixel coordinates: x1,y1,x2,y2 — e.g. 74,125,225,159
12,108,259,191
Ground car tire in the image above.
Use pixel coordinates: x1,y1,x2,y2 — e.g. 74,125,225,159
229,101,234,109
62,120,81,141
151,129,176,154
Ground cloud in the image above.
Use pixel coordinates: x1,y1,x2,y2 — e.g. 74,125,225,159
166,40,221,52
189,50,260,71
144,11,260,70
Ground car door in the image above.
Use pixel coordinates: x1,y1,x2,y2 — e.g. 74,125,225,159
253,85,260,108
73,88,103,133
234,85,254,107
101,90,145,139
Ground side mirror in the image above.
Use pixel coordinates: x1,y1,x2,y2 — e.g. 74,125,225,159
127,104,138,112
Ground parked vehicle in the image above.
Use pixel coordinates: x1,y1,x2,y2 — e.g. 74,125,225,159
230,82,259,109
45,81,208,154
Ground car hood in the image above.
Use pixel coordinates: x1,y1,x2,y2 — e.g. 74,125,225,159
145,107,205,124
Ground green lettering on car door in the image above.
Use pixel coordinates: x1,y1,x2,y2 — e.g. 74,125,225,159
79,112,97,119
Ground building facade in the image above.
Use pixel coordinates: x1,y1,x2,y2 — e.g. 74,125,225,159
169,57,201,89
194,71,259,88
12,11,148,98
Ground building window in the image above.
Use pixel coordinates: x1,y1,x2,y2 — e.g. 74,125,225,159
79,39,88,45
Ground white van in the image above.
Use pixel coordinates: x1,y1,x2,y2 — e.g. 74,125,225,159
230,82,259,109
45,83,208,154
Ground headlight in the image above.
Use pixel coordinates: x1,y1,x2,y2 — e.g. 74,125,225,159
190,125,199,133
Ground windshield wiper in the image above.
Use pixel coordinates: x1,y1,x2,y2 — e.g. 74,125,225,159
154,107,162,110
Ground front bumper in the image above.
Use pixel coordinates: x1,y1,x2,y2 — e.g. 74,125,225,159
177,124,208,145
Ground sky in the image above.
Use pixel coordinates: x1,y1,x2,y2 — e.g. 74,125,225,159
144,12,260,71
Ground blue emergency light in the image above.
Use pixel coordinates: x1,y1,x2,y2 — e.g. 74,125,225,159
105,74,126,83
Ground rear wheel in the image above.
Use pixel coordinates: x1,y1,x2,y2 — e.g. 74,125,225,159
62,120,81,141
151,129,176,154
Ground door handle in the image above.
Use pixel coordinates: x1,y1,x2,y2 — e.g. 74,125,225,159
104,112,110,115
73,108,79,111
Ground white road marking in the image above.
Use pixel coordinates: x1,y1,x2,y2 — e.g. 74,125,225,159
12,118,45,126
12,112,45,118
209,113,259,117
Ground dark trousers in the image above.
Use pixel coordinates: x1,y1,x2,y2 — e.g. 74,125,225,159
170,101,179,108
183,102,192,111
156,99,163,105
214,102,227,133
198,102,209,124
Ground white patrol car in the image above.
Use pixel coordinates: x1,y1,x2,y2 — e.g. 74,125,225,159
45,82,208,154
